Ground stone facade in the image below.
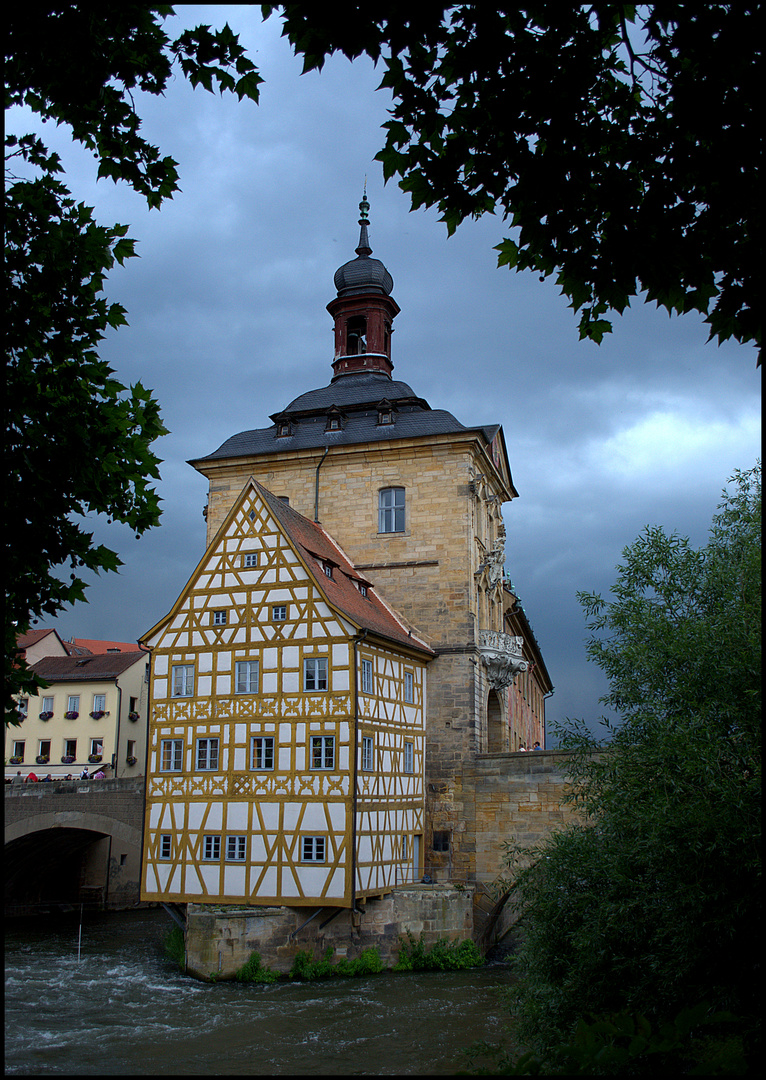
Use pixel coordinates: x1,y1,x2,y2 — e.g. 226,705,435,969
185,884,474,979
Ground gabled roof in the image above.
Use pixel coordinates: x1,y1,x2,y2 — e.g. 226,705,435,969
253,480,434,658
68,638,147,655
16,628,67,654
32,652,147,682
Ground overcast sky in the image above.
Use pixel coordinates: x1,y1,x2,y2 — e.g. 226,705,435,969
16,6,761,742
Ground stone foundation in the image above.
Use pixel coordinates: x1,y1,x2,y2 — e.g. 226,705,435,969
184,883,474,981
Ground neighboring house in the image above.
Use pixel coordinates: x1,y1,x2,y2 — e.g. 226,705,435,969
6,644,149,779
140,479,433,906
503,586,553,751
15,628,69,666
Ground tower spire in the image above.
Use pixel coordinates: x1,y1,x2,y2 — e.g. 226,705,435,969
356,182,372,257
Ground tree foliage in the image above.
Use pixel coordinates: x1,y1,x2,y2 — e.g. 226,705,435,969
5,5,262,723
502,464,761,1070
269,3,762,358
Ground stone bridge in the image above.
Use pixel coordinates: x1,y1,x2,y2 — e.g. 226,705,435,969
4,777,145,915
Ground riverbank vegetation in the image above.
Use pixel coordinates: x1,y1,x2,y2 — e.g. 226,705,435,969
484,465,761,1074
233,933,483,983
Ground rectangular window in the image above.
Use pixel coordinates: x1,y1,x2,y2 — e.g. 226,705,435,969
160,739,183,772
196,738,219,771
18,698,29,719
404,741,414,774
212,609,227,625
378,487,405,533
90,739,103,757
362,735,373,771
12,741,25,761
243,553,258,567
272,604,287,621
402,834,409,860
38,740,52,758
171,665,194,698
202,835,221,861
361,658,373,694
323,563,333,578
311,735,335,770
404,672,414,703
129,697,137,712
301,836,326,863
226,835,247,862
304,657,328,691
92,694,106,713
127,740,136,759
42,696,54,713
251,736,275,771
235,660,259,694
159,834,172,860
433,830,450,853
67,695,80,714
65,739,77,759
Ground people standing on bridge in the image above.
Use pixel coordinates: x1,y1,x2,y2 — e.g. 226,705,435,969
519,743,527,752
532,741,542,750
12,771,24,784
41,774,53,782
25,771,38,782
93,769,106,779
80,767,90,780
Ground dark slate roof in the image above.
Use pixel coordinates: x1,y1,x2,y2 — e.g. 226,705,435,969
254,481,434,658
191,372,500,464
33,652,147,682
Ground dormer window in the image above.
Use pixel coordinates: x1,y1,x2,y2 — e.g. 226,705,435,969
359,583,368,597
376,399,395,426
323,563,333,579
274,416,292,438
325,407,344,433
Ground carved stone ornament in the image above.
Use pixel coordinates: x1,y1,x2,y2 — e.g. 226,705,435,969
478,630,529,689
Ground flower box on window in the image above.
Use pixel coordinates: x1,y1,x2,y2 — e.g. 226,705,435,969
128,712,140,722
89,711,106,720
10,756,23,765
126,756,138,766
39,711,54,721
64,711,79,720
36,755,50,765
88,754,102,764
61,755,75,765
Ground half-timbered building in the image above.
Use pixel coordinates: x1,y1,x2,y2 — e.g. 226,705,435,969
140,479,433,906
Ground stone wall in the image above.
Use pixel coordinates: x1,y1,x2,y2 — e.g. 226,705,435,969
185,883,474,980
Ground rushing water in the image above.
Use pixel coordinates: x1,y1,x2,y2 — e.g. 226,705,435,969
5,909,513,1075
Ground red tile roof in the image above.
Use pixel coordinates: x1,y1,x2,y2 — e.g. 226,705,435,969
68,638,147,655
32,652,148,682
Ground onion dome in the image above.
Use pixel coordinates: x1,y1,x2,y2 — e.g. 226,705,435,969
333,193,394,296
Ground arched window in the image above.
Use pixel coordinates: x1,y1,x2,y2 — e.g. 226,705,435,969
378,487,405,533
347,316,367,355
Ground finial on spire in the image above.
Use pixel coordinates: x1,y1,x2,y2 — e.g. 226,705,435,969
356,184,372,256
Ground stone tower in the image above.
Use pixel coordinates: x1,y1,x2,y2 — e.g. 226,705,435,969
189,197,530,883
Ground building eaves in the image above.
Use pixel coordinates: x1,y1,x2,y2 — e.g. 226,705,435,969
32,652,146,682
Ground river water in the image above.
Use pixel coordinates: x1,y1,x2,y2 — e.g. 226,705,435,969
5,909,513,1075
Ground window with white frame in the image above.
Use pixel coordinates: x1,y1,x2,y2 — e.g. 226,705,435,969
171,665,194,697
361,658,373,694
272,604,287,621
90,738,103,757
92,693,106,713
42,696,54,714
12,740,25,761
404,741,414,774
226,835,247,862
67,695,80,714
202,835,221,861
301,836,326,863
235,660,259,694
242,552,258,567
160,739,183,772
159,834,172,860
18,698,29,719
251,736,274,770
196,738,219,771
38,739,51,759
362,735,373,771
64,739,77,759
212,609,227,625
378,487,405,533
311,735,335,770
304,657,328,691
404,671,414,703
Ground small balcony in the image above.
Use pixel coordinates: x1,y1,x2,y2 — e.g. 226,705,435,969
478,630,528,689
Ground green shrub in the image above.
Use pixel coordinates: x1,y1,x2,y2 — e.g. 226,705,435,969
394,931,484,972
289,944,385,980
334,946,385,977
235,951,279,983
